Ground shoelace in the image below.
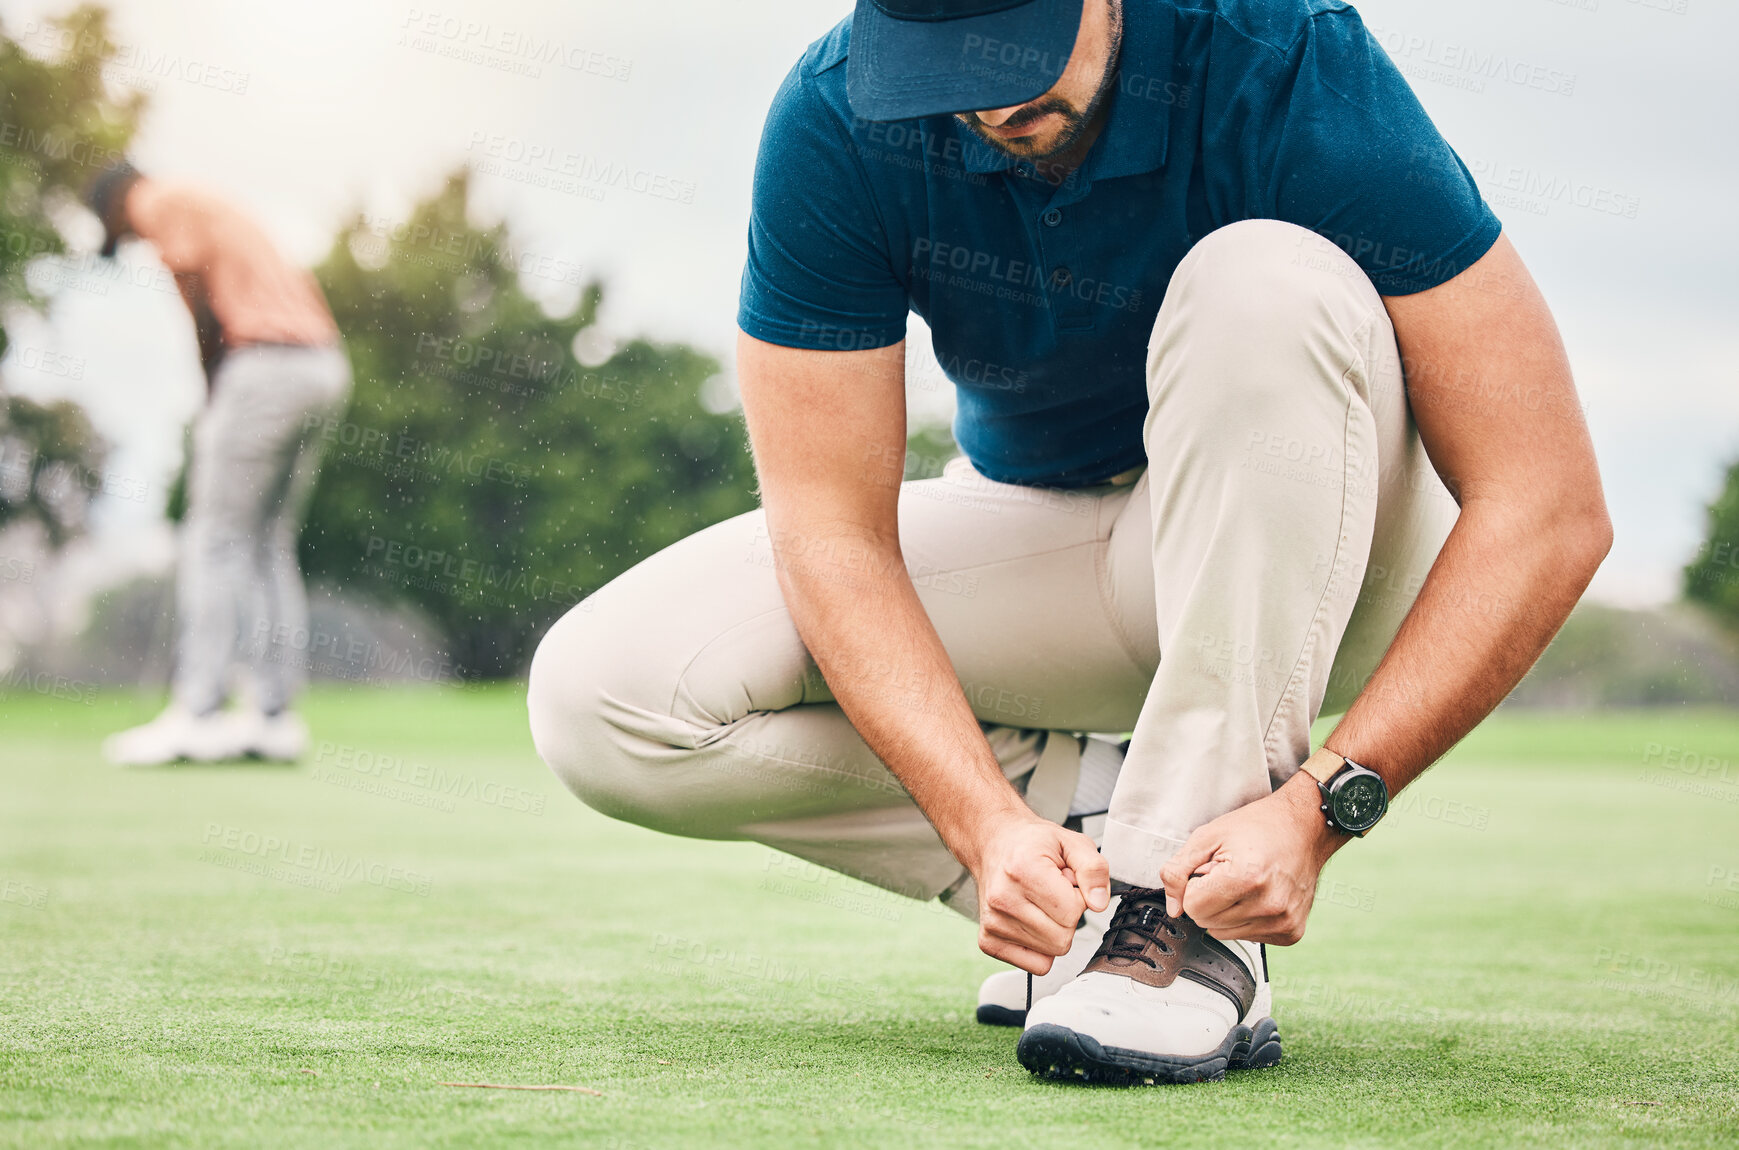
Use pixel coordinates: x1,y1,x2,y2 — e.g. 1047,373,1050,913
1098,889,1184,970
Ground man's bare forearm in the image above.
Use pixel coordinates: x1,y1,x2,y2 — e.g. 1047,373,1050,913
1324,238,1614,801
737,333,1102,965
770,529,1032,869
1325,494,1608,792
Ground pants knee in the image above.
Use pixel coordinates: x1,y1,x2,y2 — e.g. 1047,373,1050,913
527,601,683,833
1168,219,1378,330
1149,219,1389,413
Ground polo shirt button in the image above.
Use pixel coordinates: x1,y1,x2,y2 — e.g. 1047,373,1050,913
1042,208,1063,227
1051,266,1072,287
1015,163,1033,177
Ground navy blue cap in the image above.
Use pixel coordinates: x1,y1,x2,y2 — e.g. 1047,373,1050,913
847,0,1085,122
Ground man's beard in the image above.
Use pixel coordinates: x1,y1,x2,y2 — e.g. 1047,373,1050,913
958,0,1124,161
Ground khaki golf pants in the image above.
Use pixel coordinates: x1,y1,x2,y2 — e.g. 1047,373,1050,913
527,219,1458,909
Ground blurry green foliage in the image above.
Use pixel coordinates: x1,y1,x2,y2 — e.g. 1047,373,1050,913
0,5,141,543
0,393,105,545
302,170,758,676
1685,459,1739,630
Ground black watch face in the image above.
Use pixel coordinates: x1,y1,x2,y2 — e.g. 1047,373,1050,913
1332,771,1388,833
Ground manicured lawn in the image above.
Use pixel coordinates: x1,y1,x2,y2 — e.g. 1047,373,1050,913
2,688,1737,1147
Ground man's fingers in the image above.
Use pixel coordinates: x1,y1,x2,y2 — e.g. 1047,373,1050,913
1178,856,1252,925
978,928,1056,976
1059,833,1110,913
979,897,1072,959
1160,832,1220,917
1010,852,1088,933
982,879,1076,955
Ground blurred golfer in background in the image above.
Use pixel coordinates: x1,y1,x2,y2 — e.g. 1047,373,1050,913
86,162,351,765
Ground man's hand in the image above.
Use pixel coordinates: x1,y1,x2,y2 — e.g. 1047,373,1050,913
969,815,1109,975
738,333,1108,975
1159,772,1340,945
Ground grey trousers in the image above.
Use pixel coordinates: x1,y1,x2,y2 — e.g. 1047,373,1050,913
174,343,351,715
527,220,1458,906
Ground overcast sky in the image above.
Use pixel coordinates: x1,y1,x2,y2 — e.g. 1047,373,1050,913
1,0,1734,606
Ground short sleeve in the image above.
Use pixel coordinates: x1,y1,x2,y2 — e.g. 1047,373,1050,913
1264,8,1502,296
737,62,910,351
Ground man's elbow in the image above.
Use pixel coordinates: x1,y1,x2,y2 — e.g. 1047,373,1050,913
1559,490,1614,586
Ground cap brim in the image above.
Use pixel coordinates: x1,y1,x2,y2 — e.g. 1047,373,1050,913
847,0,1084,122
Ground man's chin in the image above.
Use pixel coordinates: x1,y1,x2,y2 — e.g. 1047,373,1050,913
969,127,1070,162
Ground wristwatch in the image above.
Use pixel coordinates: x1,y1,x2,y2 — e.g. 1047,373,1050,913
1299,748,1389,836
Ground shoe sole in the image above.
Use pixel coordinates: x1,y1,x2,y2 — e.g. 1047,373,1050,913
1016,1016,1281,1085
976,1004,1025,1028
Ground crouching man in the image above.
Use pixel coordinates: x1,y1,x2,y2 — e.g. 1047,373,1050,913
528,0,1608,1084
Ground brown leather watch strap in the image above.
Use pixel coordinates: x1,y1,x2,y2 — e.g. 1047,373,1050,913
1300,747,1347,784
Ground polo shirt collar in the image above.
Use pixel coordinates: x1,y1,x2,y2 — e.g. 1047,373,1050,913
954,0,1173,179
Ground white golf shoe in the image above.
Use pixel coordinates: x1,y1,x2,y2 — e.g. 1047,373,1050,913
1017,888,1281,1084
103,705,254,766
245,710,310,762
977,904,1112,1026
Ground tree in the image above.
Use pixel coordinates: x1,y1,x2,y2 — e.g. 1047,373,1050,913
0,5,141,545
1685,460,1739,629
0,394,106,545
302,170,759,676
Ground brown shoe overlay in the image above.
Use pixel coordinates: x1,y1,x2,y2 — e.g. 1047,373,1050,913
1081,888,1258,1018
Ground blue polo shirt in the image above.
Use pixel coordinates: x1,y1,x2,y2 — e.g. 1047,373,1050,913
738,0,1502,488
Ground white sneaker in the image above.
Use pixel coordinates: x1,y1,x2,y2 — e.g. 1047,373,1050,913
103,705,253,766
244,710,310,762
977,904,1112,1026
1017,888,1280,1084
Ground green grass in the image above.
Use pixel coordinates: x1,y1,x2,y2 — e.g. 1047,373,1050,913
2,688,1737,1148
